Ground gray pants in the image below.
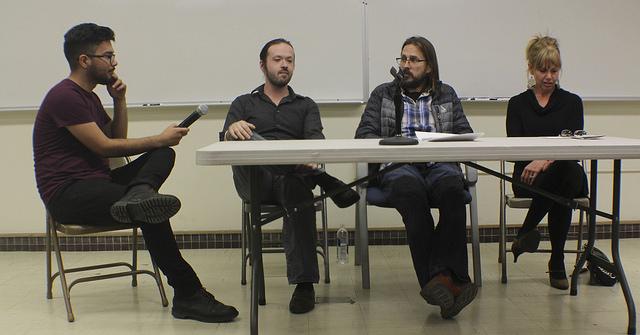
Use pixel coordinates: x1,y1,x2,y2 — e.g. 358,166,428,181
233,165,319,284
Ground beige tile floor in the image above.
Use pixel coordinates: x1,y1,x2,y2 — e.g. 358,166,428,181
1,240,639,334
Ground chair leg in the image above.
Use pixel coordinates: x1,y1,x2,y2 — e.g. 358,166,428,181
152,261,169,307
354,209,360,266
50,225,75,322
469,188,482,287
576,209,585,264
321,198,330,284
356,194,370,289
131,228,138,287
241,202,248,285
46,214,53,300
499,197,508,284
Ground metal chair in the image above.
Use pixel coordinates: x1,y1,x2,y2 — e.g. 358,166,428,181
498,160,589,283
355,163,482,289
240,189,330,286
221,131,332,286
45,157,169,322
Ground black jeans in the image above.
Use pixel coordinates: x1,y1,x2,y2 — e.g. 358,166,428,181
512,160,587,267
47,148,202,297
378,163,470,288
232,165,320,284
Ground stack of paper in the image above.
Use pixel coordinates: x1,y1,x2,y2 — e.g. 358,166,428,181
415,132,484,142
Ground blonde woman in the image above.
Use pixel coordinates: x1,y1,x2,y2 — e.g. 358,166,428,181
506,35,588,290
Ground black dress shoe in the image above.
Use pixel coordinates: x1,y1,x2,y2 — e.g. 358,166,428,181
172,288,239,323
511,229,541,263
313,173,360,208
110,185,181,224
289,283,315,314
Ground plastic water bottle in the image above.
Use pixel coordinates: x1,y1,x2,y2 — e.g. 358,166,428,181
336,225,349,264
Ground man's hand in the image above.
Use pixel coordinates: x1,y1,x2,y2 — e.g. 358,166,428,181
158,124,189,147
107,74,127,101
295,163,319,173
225,120,256,140
521,160,554,185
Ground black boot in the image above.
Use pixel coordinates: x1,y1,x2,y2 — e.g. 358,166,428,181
110,184,181,224
548,259,569,290
511,229,541,263
312,173,360,208
172,288,239,322
289,283,315,314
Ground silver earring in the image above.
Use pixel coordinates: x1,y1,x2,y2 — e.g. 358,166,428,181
527,75,535,89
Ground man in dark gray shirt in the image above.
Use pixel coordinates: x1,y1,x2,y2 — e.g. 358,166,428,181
222,38,359,314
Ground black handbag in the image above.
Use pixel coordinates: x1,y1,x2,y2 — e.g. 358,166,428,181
587,246,617,286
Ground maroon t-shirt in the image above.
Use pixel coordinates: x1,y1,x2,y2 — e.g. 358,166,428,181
33,79,112,204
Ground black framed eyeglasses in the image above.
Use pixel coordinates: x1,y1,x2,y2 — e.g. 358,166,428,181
560,129,588,137
87,53,116,65
396,56,426,65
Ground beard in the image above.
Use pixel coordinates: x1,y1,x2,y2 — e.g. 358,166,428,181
266,70,292,88
401,72,429,91
88,65,113,85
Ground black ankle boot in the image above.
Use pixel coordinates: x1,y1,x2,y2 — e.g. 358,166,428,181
110,184,181,224
511,229,541,263
548,260,569,290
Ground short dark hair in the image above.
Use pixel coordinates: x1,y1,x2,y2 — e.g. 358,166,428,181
259,38,293,62
63,23,115,70
402,36,440,96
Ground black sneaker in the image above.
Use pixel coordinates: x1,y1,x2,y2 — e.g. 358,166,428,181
172,288,239,323
110,186,181,224
289,283,315,314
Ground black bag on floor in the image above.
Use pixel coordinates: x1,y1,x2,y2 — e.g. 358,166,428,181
587,246,617,286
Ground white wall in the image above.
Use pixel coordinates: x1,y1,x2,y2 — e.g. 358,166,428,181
2,100,640,234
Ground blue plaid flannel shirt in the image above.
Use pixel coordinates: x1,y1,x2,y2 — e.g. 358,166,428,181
401,92,434,138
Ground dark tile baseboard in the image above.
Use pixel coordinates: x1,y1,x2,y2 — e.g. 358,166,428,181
2,222,640,252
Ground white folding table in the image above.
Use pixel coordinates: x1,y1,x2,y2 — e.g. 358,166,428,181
197,136,640,335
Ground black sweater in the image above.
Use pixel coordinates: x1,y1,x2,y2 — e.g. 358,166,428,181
506,87,584,172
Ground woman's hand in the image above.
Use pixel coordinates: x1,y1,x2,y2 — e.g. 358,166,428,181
520,160,554,185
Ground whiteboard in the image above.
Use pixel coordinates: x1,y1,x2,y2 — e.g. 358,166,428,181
366,0,640,99
0,0,364,110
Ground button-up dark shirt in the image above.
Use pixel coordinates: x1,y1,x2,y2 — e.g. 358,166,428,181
222,85,324,140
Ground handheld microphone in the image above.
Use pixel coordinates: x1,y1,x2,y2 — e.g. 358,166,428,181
178,104,208,128
379,67,417,146
390,67,405,82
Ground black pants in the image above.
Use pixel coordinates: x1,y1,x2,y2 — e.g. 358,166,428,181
512,160,587,267
232,165,319,284
47,148,202,297
378,163,470,288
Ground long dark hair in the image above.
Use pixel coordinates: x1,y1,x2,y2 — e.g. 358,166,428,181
402,36,440,97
